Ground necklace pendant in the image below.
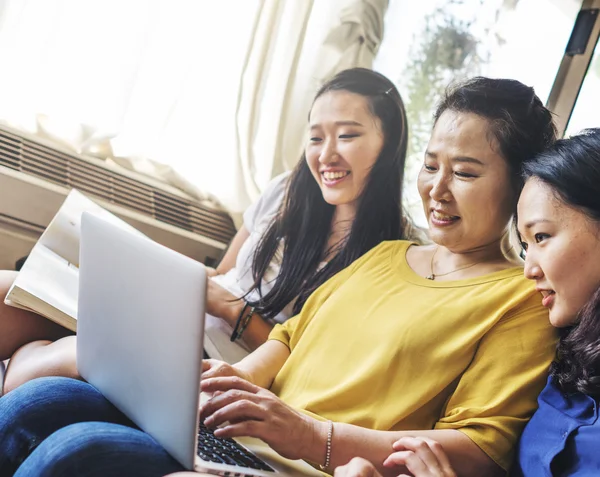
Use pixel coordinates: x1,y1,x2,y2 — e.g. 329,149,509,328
426,274,435,280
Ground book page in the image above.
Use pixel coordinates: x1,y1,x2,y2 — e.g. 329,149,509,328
9,242,79,320
4,189,146,327
40,189,144,267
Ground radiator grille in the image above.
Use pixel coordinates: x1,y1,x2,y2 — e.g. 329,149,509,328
0,127,236,244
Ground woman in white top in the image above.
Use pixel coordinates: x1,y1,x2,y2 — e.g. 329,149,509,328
0,67,419,393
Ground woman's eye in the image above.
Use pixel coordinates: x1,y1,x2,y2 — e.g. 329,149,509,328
520,241,528,252
534,233,550,243
455,171,476,178
309,137,322,143
423,164,437,172
339,134,359,139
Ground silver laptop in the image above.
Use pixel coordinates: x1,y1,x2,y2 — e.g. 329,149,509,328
77,212,320,477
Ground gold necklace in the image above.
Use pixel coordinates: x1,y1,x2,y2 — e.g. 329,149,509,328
426,246,487,280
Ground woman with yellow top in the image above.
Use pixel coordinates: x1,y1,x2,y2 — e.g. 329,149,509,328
0,77,557,477
335,130,600,477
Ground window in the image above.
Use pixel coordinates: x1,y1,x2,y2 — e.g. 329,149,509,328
0,0,260,205
565,42,600,136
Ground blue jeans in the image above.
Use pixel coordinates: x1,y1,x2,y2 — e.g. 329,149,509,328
0,377,185,477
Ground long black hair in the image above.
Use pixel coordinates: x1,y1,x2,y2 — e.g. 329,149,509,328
247,67,409,319
522,128,600,397
434,77,557,203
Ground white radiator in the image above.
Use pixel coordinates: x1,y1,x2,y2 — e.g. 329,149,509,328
0,125,236,270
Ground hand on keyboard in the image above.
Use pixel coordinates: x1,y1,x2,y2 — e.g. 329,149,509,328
200,376,328,463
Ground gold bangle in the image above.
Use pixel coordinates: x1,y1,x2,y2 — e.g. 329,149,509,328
319,420,333,471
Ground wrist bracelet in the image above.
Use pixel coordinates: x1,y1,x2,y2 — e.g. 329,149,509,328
319,420,333,471
236,306,255,341
230,302,249,342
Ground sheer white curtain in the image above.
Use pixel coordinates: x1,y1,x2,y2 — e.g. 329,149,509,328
0,0,259,210
0,0,389,220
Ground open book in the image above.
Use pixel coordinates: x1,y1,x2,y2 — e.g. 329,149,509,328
4,189,143,331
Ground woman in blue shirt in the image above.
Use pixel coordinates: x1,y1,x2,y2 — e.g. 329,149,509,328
508,128,600,477
335,128,600,477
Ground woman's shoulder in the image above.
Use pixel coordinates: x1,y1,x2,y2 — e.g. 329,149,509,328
264,171,292,195
352,240,415,269
244,172,291,232
532,379,600,438
256,171,291,207
373,240,416,254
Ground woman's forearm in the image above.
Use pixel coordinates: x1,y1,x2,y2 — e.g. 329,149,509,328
239,312,275,351
304,424,503,477
217,299,275,351
197,371,501,477
234,339,289,389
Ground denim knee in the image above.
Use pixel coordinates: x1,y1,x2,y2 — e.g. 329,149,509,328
14,422,185,477
0,377,132,476
0,376,127,430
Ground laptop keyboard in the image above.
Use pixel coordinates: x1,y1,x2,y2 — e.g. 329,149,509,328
198,423,274,472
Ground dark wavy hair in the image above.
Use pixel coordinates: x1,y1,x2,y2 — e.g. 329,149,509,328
522,128,600,397
247,67,409,319
434,77,557,203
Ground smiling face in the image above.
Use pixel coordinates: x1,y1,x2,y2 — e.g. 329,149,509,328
417,110,515,252
518,179,600,327
305,90,384,213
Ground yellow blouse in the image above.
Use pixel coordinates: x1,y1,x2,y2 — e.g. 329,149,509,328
269,241,557,470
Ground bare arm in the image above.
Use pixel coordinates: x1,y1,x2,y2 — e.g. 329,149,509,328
203,339,290,390
315,425,503,477
200,383,503,477
232,311,275,351
205,278,276,352
206,224,278,352
333,437,460,477
235,339,289,388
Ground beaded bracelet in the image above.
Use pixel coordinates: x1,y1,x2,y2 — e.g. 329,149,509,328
230,302,250,342
236,306,255,341
320,420,334,471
